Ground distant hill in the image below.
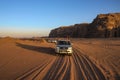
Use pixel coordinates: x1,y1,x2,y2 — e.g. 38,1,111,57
49,13,120,38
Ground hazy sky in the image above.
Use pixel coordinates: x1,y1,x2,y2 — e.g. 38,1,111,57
0,0,120,37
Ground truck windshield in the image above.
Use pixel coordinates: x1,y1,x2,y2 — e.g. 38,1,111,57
57,41,71,45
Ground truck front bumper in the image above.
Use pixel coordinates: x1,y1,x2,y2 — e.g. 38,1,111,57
56,49,73,54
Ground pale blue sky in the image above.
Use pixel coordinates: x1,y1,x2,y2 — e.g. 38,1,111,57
0,0,120,37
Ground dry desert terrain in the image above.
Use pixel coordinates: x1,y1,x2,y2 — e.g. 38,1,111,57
0,38,120,80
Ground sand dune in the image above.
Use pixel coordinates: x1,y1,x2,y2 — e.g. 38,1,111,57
0,38,120,80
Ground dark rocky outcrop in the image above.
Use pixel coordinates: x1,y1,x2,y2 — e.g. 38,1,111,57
49,13,120,38
87,13,120,38
49,23,89,38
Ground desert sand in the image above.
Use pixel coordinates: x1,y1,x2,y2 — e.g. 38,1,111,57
0,38,120,80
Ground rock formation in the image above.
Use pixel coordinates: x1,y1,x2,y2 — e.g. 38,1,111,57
49,13,120,38
49,23,89,38
88,13,120,38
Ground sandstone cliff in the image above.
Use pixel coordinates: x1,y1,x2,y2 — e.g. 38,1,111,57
49,23,89,38
49,13,120,38
88,13,120,38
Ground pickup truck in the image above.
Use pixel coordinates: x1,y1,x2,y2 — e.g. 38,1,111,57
55,40,73,55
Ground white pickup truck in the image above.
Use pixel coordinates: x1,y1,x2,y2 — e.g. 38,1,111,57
55,40,73,55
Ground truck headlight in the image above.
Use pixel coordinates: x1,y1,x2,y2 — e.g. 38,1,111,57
68,47,72,50
56,47,59,50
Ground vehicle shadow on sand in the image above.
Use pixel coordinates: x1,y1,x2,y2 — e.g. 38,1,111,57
16,42,56,56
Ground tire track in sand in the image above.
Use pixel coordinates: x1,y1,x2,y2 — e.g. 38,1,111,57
42,55,71,80
16,48,107,80
16,58,54,80
72,48,106,80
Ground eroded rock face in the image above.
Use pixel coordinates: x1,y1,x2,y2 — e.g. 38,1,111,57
49,23,89,38
49,13,120,38
88,13,120,37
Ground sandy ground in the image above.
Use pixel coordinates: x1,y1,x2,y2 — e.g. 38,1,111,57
0,38,120,80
